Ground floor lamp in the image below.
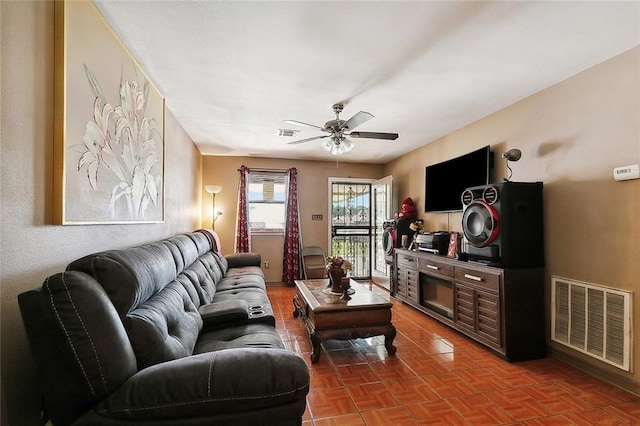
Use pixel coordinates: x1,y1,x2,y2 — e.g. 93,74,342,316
205,185,222,230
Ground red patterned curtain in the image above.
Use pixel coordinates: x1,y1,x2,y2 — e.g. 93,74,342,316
235,165,251,253
282,168,301,285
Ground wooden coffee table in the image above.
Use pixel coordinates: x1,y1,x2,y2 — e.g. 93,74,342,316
293,279,396,362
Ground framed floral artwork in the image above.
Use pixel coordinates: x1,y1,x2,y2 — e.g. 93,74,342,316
53,0,165,224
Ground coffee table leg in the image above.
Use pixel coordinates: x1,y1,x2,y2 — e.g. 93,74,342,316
310,332,321,363
385,325,397,355
292,294,300,317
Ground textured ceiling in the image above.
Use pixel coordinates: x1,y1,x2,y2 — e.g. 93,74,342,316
94,1,640,164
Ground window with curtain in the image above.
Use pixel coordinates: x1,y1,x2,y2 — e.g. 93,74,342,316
247,170,288,234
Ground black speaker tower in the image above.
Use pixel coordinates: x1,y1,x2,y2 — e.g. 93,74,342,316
461,181,544,268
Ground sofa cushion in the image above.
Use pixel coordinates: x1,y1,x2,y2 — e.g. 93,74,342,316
189,230,217,256
194,324,284,353
224,265,265,280
213,252,229,273
161,234,200,273
176,273,201,307
216,275,267,293
126,281,202,369
200,252,225,283
80,349,309,423
67,242,179,317
178,258,219,306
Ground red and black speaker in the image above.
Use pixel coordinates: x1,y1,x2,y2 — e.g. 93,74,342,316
461,181,544,268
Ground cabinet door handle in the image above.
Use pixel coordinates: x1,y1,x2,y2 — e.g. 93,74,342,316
464,273,483,282
426,264,439,270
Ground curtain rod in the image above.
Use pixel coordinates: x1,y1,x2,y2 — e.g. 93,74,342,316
236,166,297,173
246,167,289,173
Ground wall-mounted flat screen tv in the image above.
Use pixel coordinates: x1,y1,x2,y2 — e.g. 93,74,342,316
424,145,492,213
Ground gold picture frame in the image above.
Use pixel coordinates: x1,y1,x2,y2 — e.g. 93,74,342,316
54,0,165,224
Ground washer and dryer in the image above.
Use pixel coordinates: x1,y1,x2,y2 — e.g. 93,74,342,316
382,220,397,266
382,218,416,296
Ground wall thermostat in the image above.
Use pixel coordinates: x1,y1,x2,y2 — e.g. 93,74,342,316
613,164,640,181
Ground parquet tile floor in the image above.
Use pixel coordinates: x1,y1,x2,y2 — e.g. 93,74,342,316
266,284,640,425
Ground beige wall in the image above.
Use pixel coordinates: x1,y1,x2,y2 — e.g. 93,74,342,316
385,47,640,387
202,156,384,282
2,2,639,423
0,2,203,424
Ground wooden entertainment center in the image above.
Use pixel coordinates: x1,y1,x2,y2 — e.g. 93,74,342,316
393,248,545,362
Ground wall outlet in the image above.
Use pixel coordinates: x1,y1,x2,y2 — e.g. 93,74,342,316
264,260,270,268
613,164,640,181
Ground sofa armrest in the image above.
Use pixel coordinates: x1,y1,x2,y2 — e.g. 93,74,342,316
83,348,309,423
199,300,249,328
226,252,261,268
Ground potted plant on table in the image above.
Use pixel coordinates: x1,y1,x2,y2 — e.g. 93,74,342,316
325,256,352,293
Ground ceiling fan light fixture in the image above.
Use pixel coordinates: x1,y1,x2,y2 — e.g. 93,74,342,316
285,104,398,157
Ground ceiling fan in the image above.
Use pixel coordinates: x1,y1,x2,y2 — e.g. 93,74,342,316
284,103,399,156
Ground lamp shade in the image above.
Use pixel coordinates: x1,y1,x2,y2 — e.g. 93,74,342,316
205,185,222,194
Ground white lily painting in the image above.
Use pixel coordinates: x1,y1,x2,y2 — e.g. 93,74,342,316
69,65,163,222
54,0,164,224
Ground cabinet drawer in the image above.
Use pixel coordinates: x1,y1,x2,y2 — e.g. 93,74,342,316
477,291,500,344
455,266,500,292
397,252,418,268
456,302,474,322
406,285,419,303
454,285,475,329
418,257,454,277
406,269,419,285
395,279,407,296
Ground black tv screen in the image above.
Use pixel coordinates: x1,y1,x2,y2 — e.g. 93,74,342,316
425,145,491,213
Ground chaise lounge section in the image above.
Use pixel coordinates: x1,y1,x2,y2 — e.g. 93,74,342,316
18,231,309,425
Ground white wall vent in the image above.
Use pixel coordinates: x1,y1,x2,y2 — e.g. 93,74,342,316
551,276,632,372
275,129,300,137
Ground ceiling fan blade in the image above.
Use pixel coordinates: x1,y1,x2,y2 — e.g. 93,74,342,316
283,119,327,132
348,131,399,140
339,111,374,131
287,135,330,145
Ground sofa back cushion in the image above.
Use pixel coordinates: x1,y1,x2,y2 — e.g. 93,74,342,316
66,234,213,369
214,251,229,273
68,242,179,318
161,234,200,273
126,281,202,369
178,253,225,305
18,271,137,426
188,231,215,255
